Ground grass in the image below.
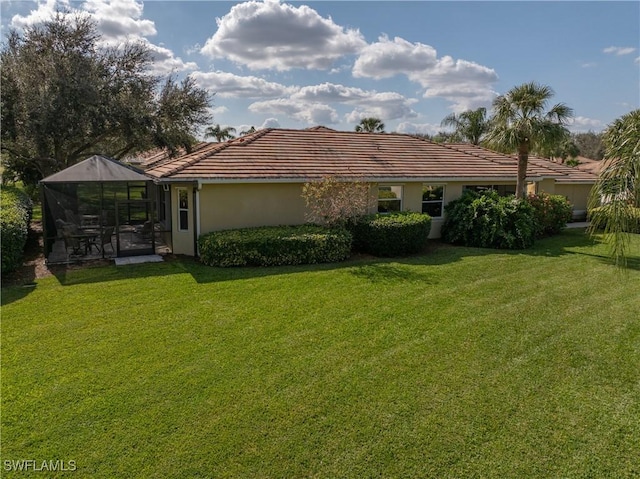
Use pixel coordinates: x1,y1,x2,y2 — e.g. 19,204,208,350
2,229,639,478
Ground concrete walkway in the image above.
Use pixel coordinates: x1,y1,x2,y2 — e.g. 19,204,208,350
566,222,590,229
114,255,164,266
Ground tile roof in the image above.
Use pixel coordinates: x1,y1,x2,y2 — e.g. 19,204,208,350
144,128,598,184
128,142,212,169
446,144,599,184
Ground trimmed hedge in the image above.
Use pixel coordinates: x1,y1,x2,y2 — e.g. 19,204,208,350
350,211,432,257
442,190,536,249
1,186,33,274
527,192,573,237
198,225,352,267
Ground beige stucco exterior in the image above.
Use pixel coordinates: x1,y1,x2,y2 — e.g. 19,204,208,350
198,183,308,234
168,178,593,256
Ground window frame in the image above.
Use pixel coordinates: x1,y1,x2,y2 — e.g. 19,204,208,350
177,188,189,231
421,184,445,218
377,185,403,213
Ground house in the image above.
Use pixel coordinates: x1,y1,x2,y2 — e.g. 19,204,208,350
143,127,598,256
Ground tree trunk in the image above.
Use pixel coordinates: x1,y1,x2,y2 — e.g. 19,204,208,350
516,144,529,199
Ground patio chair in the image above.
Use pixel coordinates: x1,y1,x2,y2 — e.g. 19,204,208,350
98,226,115,254
61,225,82,258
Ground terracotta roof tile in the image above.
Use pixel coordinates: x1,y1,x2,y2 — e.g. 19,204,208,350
144,128,598,184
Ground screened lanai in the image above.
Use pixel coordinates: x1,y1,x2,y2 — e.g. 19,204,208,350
40,155,170,263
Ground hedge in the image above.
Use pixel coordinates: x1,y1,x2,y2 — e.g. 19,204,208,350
198,225,352,267
1,186,33,274
442,190,536,249
350,211,432,257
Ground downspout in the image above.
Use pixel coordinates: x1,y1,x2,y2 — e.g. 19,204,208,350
194,180,202,257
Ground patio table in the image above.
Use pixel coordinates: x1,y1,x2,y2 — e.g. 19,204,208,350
72,229,100,254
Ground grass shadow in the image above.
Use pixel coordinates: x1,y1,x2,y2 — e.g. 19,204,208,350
4,229,635,296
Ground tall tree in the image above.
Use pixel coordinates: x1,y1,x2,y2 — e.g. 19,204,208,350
440,107,489,145
0,13,211,185
588,109,640,267
485,82,573,198
573,131,605,160
205,124,236,142
355,117,385,133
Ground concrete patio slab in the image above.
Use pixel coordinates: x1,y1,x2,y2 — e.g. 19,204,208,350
114,255,164,266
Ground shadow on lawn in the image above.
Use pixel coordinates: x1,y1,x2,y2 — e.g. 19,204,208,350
4,229,634,299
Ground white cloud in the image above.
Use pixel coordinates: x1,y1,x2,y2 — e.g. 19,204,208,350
293,82,418,122
200,0,366,71
82,0,156,40
603,46,636,56
191,71,295,98
352,35,498,112
581,62,597,68
353,35,437,79
345,92,418,123
568,116,604,131
10,0,194,75
261,118,281,128
249,98,339,124
396,122,442,136
143,41,198,74
10,0,67,30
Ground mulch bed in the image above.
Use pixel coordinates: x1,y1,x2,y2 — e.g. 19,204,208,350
1,221,110,287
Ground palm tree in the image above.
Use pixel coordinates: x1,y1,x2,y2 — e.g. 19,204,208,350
440,107,489,145
485,82,573,198
588,109,640,267
240,126,256,136
355,117,385,133
205,124,236,142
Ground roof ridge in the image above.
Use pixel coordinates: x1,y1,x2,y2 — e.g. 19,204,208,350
162,142,232,177
160,130,274,177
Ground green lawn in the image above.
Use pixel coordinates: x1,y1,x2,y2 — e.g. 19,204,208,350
2,230,639,478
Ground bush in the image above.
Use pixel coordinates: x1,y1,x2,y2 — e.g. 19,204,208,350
442,190,536,249
527,192,573,237
1,186,33,273
198,225,352,267
590,206,640,234
350,212,432,257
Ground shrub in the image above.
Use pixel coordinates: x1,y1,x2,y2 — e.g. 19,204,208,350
590,206,640,234
350,211,432,257
1,186,33,274
302,176,374,227
527,192,573,237
442,190,536,249
198,225,352,267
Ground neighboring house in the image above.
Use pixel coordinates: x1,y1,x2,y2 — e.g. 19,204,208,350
142,127,597,256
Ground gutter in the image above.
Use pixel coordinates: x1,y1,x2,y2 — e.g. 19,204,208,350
168,176,544,185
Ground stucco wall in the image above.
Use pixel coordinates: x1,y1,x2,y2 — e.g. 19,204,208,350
199,183,308,234
179,179,583,256
555,184,592,219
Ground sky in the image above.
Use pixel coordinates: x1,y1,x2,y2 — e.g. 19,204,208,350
1,0,639,137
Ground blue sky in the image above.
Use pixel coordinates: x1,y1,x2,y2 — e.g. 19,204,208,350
2,1,638,137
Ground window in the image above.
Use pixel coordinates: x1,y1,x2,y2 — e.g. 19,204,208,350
464,184,516,196
422,185,444,217
378,185,403,213
178,188,189,231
